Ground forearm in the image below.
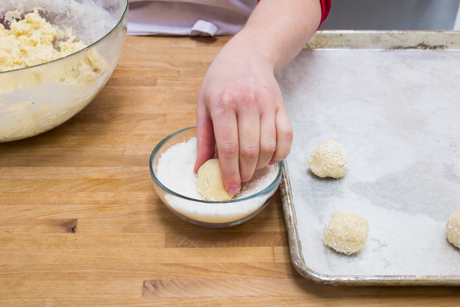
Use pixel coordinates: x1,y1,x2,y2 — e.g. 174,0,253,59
229,0,322,72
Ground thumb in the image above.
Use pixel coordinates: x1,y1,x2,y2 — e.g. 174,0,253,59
194,106,216,174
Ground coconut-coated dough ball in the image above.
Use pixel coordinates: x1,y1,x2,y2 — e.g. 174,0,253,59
197,159,234,201
447,209,460,249
324,210,369,255
307,140,348,179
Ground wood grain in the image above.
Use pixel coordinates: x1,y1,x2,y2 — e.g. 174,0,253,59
1,36,460,306
0,219,78,234
165,232,287,248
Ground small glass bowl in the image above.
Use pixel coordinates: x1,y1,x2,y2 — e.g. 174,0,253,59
149,126,283,228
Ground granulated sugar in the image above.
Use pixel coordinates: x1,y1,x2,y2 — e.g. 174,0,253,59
156,137,278,224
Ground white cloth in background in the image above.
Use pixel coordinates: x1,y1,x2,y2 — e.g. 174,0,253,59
127,0,258,36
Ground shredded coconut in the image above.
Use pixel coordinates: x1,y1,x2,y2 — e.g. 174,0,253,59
156,137,201,200
156,137,279,223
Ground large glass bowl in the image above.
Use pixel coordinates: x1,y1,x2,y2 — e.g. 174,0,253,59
149,127,283,228
0,0,128,142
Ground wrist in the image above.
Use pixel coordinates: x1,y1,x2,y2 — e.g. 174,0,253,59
223,28,278,72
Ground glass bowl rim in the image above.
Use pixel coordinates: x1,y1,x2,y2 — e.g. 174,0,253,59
0,0,129,75
149,126,284,204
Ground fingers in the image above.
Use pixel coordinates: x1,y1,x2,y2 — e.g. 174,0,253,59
198,82,292,195
238,105,260,183
257,110,277,170
270,108,293,165
211,105,241,195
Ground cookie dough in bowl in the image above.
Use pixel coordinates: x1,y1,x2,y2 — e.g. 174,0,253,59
149,127,283,227
0,0,128,142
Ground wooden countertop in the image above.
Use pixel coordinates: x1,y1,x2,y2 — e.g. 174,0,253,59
1,36,459,306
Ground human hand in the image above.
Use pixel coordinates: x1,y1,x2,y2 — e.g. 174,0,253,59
193,35,293,195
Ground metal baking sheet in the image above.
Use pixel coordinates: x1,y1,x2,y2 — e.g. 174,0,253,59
277,31,460,286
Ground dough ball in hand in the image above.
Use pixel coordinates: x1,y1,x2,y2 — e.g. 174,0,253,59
324,210,369,255
308,140,348,179
447,209,460,248
197,159,234,201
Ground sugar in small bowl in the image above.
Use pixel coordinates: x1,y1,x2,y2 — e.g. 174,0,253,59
149,127,283,228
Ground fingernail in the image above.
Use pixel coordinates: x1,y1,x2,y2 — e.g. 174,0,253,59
229,185,240,195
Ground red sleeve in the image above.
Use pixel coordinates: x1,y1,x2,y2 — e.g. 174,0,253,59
319,0,331,26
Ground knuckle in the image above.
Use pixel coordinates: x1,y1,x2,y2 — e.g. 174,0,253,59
211,84,257,112
281,125,293,140
241,145,259,160
260,142,277,155
221,89,237,108
209,91,235,114
219,142,238,157
237,85,256,106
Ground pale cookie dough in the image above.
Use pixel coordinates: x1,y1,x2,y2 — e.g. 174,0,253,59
447,209,460,249
0,9,86,72
324,210,369,255
308,140,348,179
197,158,234,201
